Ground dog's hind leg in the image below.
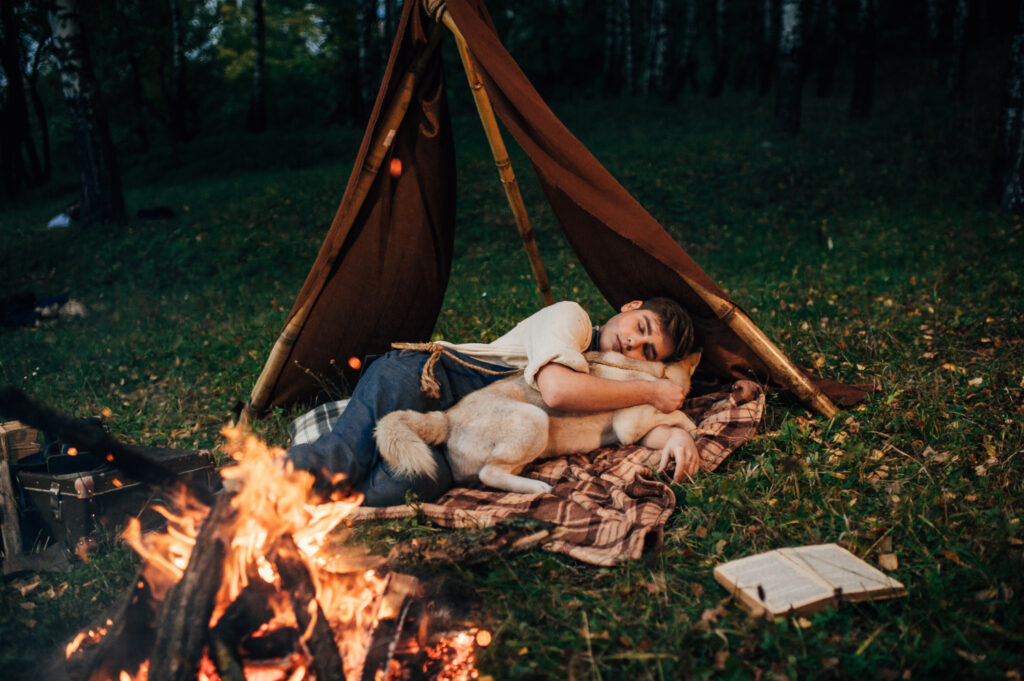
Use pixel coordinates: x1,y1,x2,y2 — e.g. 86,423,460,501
475,403,553,495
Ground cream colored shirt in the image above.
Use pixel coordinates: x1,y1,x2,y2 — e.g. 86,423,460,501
438,300,593,389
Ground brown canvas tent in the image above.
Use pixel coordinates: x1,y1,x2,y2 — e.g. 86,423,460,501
243,0,866,423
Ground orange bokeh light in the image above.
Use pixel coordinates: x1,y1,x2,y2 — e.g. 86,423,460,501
68,447,78,456
389,158,402,177
348,356,362,370
475,629,492,647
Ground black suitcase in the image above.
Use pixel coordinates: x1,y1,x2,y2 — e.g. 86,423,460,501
16,447,215,549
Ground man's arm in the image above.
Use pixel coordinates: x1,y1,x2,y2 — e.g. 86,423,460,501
535,363,686,413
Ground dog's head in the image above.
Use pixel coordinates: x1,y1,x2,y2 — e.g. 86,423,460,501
663,350,702,390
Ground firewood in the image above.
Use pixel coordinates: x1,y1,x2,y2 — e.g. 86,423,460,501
61,573,157,681
270,533,346,681
148,493,235,681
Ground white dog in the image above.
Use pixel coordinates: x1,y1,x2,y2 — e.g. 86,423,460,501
374,350,701,494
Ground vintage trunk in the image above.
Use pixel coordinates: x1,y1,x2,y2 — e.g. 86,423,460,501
16,447,214,548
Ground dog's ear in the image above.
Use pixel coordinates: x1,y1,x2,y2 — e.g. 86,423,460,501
680,349,702,377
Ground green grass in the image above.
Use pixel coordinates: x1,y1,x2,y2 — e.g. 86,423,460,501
2,75,1023,680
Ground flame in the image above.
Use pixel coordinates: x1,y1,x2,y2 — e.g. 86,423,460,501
66,428,481,680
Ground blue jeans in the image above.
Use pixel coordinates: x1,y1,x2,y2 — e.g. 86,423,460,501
287,348,510,506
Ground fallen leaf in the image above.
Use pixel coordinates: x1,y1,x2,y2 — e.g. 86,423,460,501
974,587,998,601
701,605,728,626
713,650,730,671
19,602,36,611
794,617,813,629
878,553,899,570
955,649,986,663
696,526,708,539
968,377,983,386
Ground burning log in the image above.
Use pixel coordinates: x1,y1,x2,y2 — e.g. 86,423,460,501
148,492,235,681
270,533,346,681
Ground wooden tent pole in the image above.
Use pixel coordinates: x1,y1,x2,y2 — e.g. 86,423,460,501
241,24,445,426
428,1,555,307
687,279,839,418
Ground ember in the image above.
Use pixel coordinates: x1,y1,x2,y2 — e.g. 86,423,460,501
61,428,484,681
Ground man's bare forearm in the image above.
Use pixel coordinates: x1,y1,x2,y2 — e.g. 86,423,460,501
535,364,684,413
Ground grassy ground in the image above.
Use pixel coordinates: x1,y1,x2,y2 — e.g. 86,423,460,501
1,72,1022,679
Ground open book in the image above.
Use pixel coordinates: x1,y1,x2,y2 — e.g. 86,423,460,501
713,543,906,616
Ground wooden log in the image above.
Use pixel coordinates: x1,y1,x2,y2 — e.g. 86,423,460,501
270,533,346,681
0,454,23,558
61,572,157,681
148,493,235,681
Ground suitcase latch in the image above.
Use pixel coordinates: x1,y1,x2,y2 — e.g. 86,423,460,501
49,481,62,521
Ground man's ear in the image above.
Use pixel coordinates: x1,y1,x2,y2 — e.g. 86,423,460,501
620,300,643,312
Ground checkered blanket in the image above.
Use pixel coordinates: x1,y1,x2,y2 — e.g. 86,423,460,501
336,380,765,566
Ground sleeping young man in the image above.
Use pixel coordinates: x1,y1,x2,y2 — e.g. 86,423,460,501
287,298,698,506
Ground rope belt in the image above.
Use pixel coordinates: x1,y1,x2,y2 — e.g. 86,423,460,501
390,342,519,399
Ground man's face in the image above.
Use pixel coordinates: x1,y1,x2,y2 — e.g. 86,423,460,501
598,301,674,362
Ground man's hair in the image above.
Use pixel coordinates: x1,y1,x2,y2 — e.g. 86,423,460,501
641,297,694,361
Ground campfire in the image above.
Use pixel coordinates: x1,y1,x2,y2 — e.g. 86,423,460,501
60,428,487,681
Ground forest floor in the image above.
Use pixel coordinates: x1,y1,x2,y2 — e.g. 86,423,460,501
1,81,1022,679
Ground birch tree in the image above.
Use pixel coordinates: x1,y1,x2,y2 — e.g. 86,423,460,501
244,0,267,132
849,0,876,121
46,0,125,223
992,0,1024,210
774,0,802,132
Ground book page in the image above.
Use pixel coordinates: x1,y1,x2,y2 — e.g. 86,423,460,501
781,544,905,601
714,550,836,614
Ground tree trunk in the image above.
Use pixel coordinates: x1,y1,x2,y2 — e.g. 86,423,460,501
775,0,802,133
26,35,52,181
0,0,43,196
849,0,876,121
927,0,944,84
993,0,1024,209
603,0,633,95
168,0,191,141
708,0,729,98
947,0,970,99
677,0,699,95
815,0,838,97
245,0,267,133
356,0,376,121
643,0,668,95
758,0,778,96
47,0,125,224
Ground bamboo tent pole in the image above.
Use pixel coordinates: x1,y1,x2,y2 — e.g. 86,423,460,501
427,0,556,307
241,24,445,426
685,278,839,418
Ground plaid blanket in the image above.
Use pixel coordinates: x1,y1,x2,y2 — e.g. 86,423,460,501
344,380,765,566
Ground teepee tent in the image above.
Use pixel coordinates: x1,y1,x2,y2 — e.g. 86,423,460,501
243,0,865,423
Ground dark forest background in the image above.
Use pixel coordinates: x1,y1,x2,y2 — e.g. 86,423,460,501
3,0,1024,220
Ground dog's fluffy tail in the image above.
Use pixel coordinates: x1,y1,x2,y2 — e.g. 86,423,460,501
374,410,449,481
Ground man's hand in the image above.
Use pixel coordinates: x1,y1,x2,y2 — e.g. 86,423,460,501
641,426,699,483
648,378,687,413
